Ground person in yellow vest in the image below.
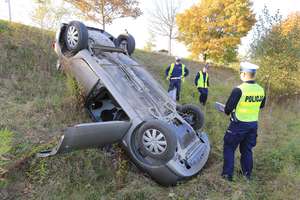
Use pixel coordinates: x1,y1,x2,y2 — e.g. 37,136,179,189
194,63,209,105
221,62,266,181
165,57,189,101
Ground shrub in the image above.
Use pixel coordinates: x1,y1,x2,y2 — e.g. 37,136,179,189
249,8,300,99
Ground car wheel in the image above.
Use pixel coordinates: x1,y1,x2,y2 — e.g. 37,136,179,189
137,120,176,162
64,21,88,55
180,104,204,130
115,34,135,55
176,104,182,112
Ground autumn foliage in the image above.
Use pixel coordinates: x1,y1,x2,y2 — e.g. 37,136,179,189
281,12,300,35
66,0,142,30
250,10,300,98
176,0,255,63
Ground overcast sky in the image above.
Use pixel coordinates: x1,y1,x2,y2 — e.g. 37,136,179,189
1,0,300,57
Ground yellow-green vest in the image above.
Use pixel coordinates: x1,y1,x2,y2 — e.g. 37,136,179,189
197,71,209,88
235,83,265,122
167,63,185,80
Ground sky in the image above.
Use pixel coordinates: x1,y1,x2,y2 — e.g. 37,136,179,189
1,0,300,57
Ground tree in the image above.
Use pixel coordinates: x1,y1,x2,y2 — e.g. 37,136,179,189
32,0,50,29
32,0,69,30
250,8,300,99
176,0,255,63
143,32,156,52
148,0,180,55
281,12,300,39
65,0,142,30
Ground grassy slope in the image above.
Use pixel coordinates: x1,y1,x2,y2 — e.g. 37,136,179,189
0,20,299,200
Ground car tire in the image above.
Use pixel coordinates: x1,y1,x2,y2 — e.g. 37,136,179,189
64,21,88,55
176,104,183,112
115,34,135,55
137,120,176,162
180,104,204,130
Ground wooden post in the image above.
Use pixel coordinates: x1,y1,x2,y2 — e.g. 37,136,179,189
7,0,12,22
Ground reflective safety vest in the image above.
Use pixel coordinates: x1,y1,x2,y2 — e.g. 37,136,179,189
197,71,209,88
167,63,185,81
235,83,265,122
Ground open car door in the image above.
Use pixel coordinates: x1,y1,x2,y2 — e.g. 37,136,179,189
37,121,131,157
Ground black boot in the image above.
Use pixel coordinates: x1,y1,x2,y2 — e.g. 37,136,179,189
222,174,233,182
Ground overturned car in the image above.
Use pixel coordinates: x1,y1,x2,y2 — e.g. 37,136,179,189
38,21,210,186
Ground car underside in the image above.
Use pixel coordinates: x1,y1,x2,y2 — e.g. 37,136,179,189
38,21,211,186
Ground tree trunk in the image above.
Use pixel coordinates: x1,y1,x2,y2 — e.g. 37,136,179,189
168,28,173,55
168,36,172,56
100,0,105,30
102,19,105,30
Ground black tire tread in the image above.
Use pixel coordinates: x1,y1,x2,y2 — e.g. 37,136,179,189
116,34,136,55
181,104,205,130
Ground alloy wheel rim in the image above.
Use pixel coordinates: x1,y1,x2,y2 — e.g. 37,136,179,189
142,129,167,155
67,25,79,49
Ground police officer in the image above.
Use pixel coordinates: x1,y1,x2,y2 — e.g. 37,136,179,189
195,63,209,105
165,57,189,101
221,62,266,181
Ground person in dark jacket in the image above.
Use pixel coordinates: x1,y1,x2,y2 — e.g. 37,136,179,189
195,64,209,105
165,57,189,101
221,62,266,181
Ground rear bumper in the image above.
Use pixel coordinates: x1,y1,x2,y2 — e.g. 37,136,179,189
166,132,210,178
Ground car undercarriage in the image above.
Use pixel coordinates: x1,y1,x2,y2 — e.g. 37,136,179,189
38,21,210,186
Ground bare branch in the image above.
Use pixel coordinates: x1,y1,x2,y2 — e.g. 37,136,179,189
148,0,180,55
65,0,142,30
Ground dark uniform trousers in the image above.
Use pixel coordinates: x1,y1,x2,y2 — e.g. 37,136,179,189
222,120,258,178
198,88,208,105
168,79,181,101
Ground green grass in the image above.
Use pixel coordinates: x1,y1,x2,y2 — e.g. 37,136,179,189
0,20,299,199
0,128,14,188
0,129,13,158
